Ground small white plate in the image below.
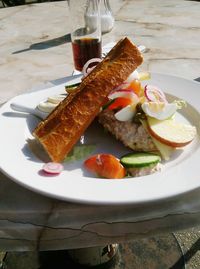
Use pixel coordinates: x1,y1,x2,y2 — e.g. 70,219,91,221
0,73,199,205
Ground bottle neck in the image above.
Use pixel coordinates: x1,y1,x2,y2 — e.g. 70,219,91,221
103,0,111,12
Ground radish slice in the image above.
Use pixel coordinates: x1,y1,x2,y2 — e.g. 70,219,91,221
144,85,167,103
113,82,129,91
108,90,139,102
42,162,63,174
82,58,102,77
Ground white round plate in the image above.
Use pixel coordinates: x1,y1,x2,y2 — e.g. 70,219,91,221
0,73,199,205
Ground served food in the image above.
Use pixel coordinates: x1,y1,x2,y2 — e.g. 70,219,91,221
98,84,196,158
33,37,143,163
96,79,196,177
32,37,197,180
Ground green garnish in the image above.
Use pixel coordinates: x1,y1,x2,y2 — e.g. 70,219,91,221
64,144,96,162
65,82,81,89
120,152,161,168
173,100,187,109
65,82,81,93
102,99,115,110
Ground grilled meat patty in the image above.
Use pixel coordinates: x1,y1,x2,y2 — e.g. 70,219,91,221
98,109,157,152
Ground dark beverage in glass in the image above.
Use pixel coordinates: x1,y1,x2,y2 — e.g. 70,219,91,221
72,38,102,71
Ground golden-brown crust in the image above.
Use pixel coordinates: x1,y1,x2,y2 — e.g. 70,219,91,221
33,37,143,162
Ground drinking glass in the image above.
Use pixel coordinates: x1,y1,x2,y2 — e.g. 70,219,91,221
67,0,102,72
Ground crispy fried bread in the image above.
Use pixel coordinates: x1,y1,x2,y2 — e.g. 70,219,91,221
33,37,143,162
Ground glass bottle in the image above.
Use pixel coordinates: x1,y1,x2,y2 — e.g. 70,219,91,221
68,0,102,71
100,0,114,34
85,0,114,34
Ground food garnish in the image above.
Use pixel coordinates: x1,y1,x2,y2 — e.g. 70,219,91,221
120,152,161,168
98,70,197,174
65,82,81,93
84,154,126,179
42,162,63,175
114,105,136,122
107,97,133,111
37,94,65,113
37,68,196,179
32,37,196,180
146,117,196,148
33,37,143,163
144,85,167,103
64,145,96,162
82,58,102,78
39,71,196,179
141,102,177,120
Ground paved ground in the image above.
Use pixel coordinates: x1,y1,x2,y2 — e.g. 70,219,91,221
175,227,200,269
0,227,200,268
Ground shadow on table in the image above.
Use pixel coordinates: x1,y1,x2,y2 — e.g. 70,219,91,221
12,33,71,54
1,0,63,8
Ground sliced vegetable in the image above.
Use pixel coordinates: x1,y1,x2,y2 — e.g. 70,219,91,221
112,82,129,92
141,119,175,160
147,117,197,148
42,162,63,174
108,97,132,111
108,90,139,101
84,154,126,179
102,99,115,110
82,58,102,77
65,82,81,89
65,83,80,93
120,152,161,168
144,85,167,103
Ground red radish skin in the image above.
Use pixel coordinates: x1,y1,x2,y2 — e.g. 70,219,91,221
144,85,167,103
42,162,63,174
82,58,102,77
108,90,139,101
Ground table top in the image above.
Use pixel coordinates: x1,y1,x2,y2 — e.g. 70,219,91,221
0,0,200,251
0,0,200,104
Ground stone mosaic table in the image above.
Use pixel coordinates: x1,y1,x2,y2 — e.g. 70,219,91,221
0,0,200,255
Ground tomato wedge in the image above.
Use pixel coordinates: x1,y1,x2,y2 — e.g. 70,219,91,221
108,97,132,111
84,154,126,179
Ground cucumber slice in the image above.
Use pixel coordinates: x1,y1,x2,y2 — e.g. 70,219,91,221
65,82,81,93
102,99,115,110
120,152,161,168
65,82,81,89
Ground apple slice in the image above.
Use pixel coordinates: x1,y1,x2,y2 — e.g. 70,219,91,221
147,117,197,148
